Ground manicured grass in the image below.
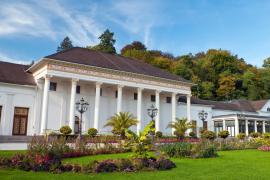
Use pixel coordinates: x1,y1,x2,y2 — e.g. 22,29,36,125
0,150,26,158
1,150,270,179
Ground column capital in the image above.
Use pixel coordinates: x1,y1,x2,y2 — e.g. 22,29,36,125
172,92,177,96
118,84,125,89
44,74,53,79
96,82,103,87
187,94,192,98
71,78,79,83
137,87,144,91
155,90,161,94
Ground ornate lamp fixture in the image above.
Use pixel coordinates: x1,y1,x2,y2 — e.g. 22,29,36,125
198,110,208,122
75,98,89,138
147,104,158,121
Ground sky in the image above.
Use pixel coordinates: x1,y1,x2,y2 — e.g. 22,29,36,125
0,0,270,66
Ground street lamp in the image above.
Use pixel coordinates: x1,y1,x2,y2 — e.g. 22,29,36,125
75,98,89,138
147,104,158,121
198,110,208,122
198,110,208,130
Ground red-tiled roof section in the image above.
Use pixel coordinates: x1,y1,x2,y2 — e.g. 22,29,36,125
179,96,268,112
0,61,36,86
45,47,190,83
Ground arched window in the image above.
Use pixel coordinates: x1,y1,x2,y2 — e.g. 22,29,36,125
74,116,80,134
267,107,270,112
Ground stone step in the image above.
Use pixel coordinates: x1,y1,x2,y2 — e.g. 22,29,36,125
0,135,41,143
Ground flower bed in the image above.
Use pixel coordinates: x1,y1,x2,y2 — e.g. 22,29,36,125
155,137,200,144
0,155,175,173
258,145,270,151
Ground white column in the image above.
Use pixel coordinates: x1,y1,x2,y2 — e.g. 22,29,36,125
235,117,239,136
223,119,226,131
263,121,266,133
94,82,102,129
171,92,176,135
40,75,50,134
186,94,191,133
136,88,143,134
254,120,257,133
117,85,124,113
69,79,78,133
187,94,191,122
155,90,160,132
245,119,249,136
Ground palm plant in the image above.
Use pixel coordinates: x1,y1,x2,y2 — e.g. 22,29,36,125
167,118,194,139
104,112,138,139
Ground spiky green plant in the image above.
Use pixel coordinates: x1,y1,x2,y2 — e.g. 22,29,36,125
167,118,194,139
104,112,138,139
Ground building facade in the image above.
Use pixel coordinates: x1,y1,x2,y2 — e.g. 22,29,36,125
0,47,270,138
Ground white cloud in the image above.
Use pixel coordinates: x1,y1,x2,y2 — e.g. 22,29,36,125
0,0,104,46
0,52,32,65
0,2,56,38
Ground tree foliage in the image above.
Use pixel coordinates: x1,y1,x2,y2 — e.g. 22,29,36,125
167,118,194,139
89,29,116,54
57,36,73,52
120,44,270,101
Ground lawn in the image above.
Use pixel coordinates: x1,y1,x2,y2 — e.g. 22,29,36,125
1,150,270,180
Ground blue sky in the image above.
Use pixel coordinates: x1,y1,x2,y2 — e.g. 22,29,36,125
0,0,270,66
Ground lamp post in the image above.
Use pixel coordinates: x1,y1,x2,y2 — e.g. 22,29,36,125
147,104,158,121
198,110,208,130
147,104,158,136
75,98,89,139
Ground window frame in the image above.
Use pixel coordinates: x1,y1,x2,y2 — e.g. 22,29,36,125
166,97,172,104
49,82,57,91
76,85,81,94
134,93,138,100
151,95,156,102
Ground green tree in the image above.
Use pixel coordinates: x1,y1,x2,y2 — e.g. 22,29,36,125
104,112,138,139
167,118,194,139
90,29,116,54
57,36,73,52
217,74,236,100
263,57,270,68
120,41,146,55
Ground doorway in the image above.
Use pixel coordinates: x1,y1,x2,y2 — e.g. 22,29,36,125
12,107,29,135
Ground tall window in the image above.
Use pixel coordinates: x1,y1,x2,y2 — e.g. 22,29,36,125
12,107,29,135
115,90,118,98
239,120,246,134
49,82,57,91
134,93,138,100
266,121,270,133
248,120,255,133
76,85,80,94
257,121,263,133
214,121,223,134
0,106,2,122
226,120,235,137
100,88,103,96
151,95,156,102
166,97,172,104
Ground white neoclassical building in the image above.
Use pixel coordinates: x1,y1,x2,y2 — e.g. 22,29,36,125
0,47,270,144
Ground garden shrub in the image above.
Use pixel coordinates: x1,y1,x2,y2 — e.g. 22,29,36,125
262,133,270,139
72,164,82,172
218,130,229,139
250,132,261,138
155,131,163,138
159,142,192,158
60,126,72,135
95,160,118,173
87,128,98,137
155,157,176,170
237,133,246,140
117,158,134,171
191,141,218,158
189,131,196,138
201,130,216,140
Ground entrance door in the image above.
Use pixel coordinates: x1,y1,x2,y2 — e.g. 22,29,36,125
12,107,29,135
